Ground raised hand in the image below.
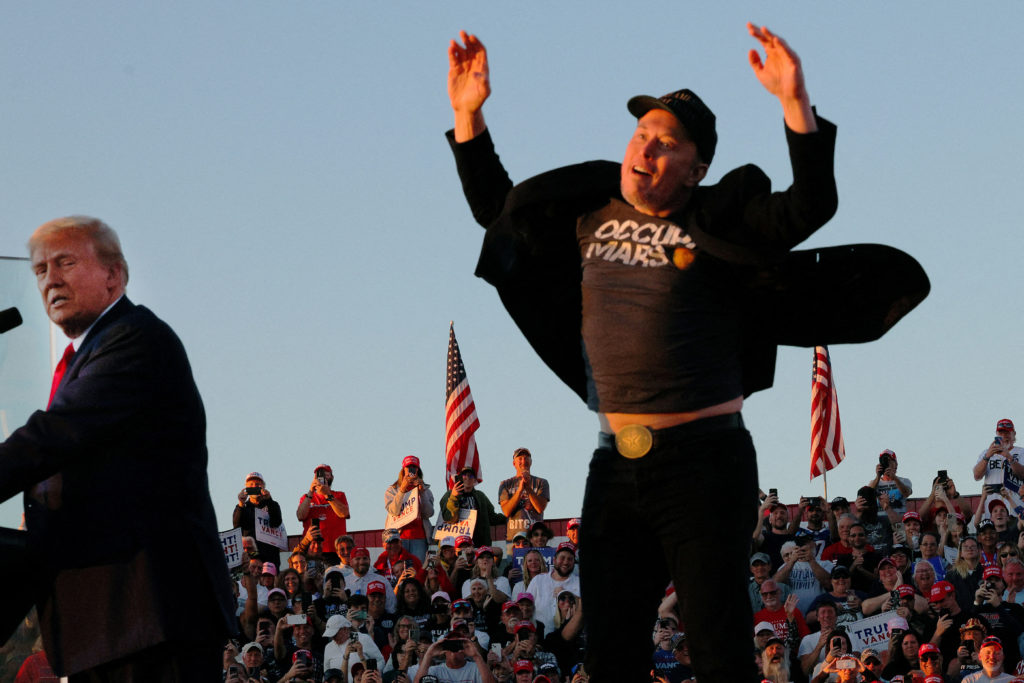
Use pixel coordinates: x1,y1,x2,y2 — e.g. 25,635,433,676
746,23,816,132
448,31,491,140
747,24,806,100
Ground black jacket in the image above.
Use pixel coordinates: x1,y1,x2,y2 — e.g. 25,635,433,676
446,119,929,402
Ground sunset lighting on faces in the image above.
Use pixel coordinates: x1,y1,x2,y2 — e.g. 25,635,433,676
620,110,707,218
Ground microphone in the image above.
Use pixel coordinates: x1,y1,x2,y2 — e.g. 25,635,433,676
0,308,23,334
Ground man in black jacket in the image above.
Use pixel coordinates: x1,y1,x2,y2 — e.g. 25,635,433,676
233,471,284,568
446,24,838,683
440,465,507,548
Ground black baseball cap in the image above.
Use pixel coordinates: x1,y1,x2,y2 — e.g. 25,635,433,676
627,89,717,163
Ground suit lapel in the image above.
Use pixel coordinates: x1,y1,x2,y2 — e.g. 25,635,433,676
58,296,134,389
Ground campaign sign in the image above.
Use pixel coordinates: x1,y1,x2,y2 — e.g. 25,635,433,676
255,507,288,550
385,490,421,531
1002,469,1024,517
221,527,244,569
845,610,897,651
511,545,556,570
434,509,477,540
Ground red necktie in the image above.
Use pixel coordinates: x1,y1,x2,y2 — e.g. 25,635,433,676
47,343,75,409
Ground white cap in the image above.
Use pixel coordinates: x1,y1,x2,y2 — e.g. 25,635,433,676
323,614,353,638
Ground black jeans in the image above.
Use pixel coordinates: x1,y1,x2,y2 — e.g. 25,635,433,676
580,417,759,682
67,640,222,683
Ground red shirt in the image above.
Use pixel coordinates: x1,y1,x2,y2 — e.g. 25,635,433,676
752,606,810,644
374,548,424,583
299,490,349,550
821,541,876,563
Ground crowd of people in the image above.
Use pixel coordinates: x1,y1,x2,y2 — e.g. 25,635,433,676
216,421,1024,683
742,419,1024,683
4,421,1021,683
219,448,578,683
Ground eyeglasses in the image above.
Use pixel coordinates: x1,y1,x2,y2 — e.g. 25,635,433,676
920,653,940,661
1002,552,1018,558
760,590,780,596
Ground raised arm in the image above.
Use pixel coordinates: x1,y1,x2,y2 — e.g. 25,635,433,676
448,31,491,142
747,23,817,133
446,31,513,229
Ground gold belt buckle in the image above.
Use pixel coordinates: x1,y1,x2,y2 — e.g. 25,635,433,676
615,424,653,459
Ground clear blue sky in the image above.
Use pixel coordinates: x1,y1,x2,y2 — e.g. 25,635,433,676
1,2,1021,533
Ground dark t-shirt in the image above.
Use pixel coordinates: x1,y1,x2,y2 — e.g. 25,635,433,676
576,199,743,413
759,531,796,571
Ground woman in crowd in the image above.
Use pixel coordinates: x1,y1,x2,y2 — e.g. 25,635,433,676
919,475,964,530
542,591,585,676
808,628,855,681
912,560,936,599
511,549,548,598
918,531,947,580
937,511,967,565
394,577,432,629
947,536,985,609
462,547,511,603
277,568,303,602
288,551,308,578
999,544,1022,569
419,558,455,598
464,579,502,635
382,616,421,676
882,630,921,679
384,455,435,561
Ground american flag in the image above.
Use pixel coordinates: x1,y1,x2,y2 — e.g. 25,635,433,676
446,323,481,489
810,345,845,479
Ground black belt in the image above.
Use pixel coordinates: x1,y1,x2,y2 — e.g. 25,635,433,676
597,412,744,459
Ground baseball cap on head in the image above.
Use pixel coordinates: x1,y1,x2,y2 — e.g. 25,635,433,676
627,89,717,163
997,419,1015,432
981,635,1003,650
513,660,533,673
984,566,1003,580
930,580,955,602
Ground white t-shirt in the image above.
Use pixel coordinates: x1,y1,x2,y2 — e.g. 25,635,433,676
348,570,398,612
977,447,1024,515
423,660,486,682
237,581,269,608
785,560,834,615
876,476,913,513
797,632,826,663
461,576,512,600
526,571,581,633
960,671,1016,683
324,632,384,683
977,447,1024,486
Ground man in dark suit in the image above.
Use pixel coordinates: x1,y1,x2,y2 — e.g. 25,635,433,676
0,216,235,681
